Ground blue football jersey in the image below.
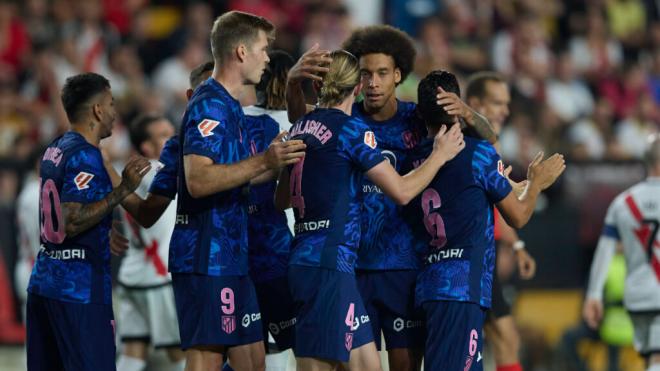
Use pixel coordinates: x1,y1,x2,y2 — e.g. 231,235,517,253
403,135,512,308
148,135,178,199
28,131,114,304
245,114,292,283
287,108,385,273
169,78,251,276
353,100,426,270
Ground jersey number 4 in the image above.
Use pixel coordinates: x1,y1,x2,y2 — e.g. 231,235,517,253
290,156,306,218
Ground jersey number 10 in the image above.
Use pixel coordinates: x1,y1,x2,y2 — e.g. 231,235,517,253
40,178,65,244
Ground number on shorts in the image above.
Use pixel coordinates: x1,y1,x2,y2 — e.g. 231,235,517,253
290,156,306,218
468,329,478,356
220,287,235,315
345,303,355,329
421,188,447,248
40,178,65,243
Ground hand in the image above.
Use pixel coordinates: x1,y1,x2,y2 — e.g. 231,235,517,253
436,86,474,122
515,247,536,280
120,156,151,192
109,221,129,256
264,131,307,169
288,43,333,84
583,298,604,330
432,123,465,163
503,165,528,197
526,152,566,191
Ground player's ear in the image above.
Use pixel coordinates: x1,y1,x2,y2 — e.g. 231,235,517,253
312,80,322,93
186,89,193,100
394,67,401,85
92,102,103,122
236,44,247,63
353,82,363,97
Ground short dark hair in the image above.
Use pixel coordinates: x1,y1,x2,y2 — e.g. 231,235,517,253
465,71,506,100
256,50,295,110
129,114,164,155
189,61,214,89
342,25,416,84
60,73,111,123
418,70,460,127
210,11,275,64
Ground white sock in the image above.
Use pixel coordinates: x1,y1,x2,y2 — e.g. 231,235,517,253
265,351,291,371
116,355,146,371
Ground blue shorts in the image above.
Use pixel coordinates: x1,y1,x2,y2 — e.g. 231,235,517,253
254,276,296,351
26,293,116,371
172,273,263,350
356,269,424,351
423,301,486,371
288,265,374,362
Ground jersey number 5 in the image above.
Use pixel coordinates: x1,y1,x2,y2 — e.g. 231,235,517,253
421,188,447,248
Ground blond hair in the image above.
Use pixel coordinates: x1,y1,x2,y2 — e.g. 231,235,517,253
210,11,275,64
318,50,360,107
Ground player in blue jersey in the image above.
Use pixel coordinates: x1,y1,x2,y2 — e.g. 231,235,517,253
465,72,537,371
275,50,465,371
405,70,565,370
286,26,497,371
170,11,306,371
26,73,151,371
243,50,297,369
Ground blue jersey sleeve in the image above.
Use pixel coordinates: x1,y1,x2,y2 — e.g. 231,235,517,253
338,117,385,172
149,136,179,199
472,142,512,203
182,98,236,164
61,147,109,204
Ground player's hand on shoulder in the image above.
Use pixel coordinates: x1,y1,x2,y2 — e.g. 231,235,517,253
432,122,465,162
526,151,566,191
120,156,152,192
265,131,307,169
109,221,129,256
288,43,332,84
583,298,604,330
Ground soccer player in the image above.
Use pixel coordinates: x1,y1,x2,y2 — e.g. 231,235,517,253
26,73,151,370
243,50,297,369
115,114,184,371
169,11,305,371
275,50,465,371
406,70,565,370
286,25,497,370
583,134,660,371
465,72,537,371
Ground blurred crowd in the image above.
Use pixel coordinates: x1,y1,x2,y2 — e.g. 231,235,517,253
0,0,659,303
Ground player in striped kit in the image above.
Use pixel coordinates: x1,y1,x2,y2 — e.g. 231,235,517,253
584,134,660,371
114,114,184,371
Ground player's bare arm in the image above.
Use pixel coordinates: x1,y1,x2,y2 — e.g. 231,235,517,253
285,44,332,122
366,124,465,205
497,152,566,228
436,86,497,144
62,156,151,237
185,132,306,198
102,156,170,228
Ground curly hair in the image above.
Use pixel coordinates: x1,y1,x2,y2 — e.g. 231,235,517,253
342,25,416,84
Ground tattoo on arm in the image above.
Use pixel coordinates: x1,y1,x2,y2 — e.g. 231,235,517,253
468,111,497,144
62,185,130,237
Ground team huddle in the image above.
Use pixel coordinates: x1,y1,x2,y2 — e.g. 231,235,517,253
24,10,576,371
